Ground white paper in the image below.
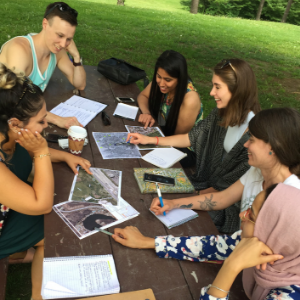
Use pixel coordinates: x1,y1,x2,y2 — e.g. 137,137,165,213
42,255,120,299
142,148,187,168
65,95,107,113
50,102,95,127
113,103,139,121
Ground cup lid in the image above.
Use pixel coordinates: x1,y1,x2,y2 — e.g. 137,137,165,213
68,126,87,138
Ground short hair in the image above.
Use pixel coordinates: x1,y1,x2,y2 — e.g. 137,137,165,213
44,2,78,26
214,59,261,127
149,50,191,136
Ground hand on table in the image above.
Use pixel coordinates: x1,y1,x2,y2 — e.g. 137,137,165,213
64,153,92,175
225,237,284,273
56,116,83,129
16,129,49,155
138,113,155,129
150,197,174,215
126,133,153,145
112,226,155,249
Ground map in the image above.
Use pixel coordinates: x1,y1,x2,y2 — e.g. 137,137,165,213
92,132,141,159
69,168,122,206
53,201,118,239
125,126,171,150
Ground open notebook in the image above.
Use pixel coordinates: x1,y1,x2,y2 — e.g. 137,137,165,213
41,255,120,299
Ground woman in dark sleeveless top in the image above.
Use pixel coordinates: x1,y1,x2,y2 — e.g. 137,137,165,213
0,63,91,300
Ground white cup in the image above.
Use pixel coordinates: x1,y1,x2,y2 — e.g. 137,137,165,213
67,126,87,156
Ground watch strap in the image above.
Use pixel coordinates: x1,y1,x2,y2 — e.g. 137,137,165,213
73,57,82,66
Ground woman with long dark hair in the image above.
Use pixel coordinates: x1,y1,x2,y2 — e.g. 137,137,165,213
137,50,203,136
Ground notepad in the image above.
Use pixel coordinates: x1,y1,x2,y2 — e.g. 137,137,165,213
41,255,120,299
113,103,139,121
150,208,198,229
50,95,107,127
142,148,187,168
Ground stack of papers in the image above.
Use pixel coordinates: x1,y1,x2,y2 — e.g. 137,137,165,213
50,95,107,127
42,255,120,299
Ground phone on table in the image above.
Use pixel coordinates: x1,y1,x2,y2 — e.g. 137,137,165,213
46,133,68,143
116,97,135,103
143,173,175,186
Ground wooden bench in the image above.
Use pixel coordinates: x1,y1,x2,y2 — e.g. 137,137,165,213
0,257,9,300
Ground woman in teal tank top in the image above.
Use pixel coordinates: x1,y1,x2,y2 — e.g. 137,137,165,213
0,63,91,300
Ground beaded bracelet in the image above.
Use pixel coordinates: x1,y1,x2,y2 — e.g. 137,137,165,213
207,284,230,294
155,136,159,146
33,153,51,160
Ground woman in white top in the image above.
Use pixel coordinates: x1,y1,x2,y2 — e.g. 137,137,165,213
147,107,300,233
127,59,261,232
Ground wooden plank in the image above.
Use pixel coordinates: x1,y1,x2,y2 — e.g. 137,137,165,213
0,258,8,300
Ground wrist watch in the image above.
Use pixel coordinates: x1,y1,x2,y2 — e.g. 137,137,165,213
73,57,83,67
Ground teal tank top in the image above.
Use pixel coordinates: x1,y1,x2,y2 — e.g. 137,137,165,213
0,33,57,92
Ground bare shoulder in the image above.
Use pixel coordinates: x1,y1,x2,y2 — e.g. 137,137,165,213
182,90,201,109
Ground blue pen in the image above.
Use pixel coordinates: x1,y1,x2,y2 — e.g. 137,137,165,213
114,141,131,146
156,183,166,216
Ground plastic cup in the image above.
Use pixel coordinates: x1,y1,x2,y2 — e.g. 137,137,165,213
67,126,87,156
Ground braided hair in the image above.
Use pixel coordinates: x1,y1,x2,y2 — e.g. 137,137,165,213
0,63,44,151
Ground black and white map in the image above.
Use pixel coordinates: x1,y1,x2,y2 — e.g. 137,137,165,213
92,132,141,159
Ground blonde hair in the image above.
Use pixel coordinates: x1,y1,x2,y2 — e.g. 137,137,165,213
0,63,25,90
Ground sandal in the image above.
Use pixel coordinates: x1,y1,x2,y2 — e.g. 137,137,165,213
9,247,35,264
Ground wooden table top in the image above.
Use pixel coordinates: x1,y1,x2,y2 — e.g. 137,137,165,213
43,66,247,300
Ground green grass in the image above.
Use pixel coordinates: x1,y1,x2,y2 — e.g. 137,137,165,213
2,0,300,298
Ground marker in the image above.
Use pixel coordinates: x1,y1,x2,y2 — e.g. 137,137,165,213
94,227,113,236
156,183,166,216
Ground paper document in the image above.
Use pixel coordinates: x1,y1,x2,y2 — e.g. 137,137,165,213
113,103,139,121
42,255,120,299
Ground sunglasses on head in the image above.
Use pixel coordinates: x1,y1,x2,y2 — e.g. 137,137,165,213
45,3,78,18
216,59,236,74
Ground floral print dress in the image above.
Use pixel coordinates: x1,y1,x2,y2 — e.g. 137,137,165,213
155,231,300,300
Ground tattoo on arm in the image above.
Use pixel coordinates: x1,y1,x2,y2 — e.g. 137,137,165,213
179,203,193,209
198,194,217,211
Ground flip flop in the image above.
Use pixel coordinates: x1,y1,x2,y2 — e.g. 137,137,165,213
9,247,35,264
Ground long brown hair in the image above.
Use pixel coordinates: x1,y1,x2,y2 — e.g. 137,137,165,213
214,59,260,127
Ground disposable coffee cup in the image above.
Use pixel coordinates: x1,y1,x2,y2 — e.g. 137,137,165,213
67,126,87,156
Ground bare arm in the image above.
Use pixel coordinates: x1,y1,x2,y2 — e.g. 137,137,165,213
174,91,201,135
150,179,244,215
56,40,86,90
127,132,191,148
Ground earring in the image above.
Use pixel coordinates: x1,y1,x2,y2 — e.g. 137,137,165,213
269,151,273,155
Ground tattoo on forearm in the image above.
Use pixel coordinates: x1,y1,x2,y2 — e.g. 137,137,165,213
198,194,217,211
179,203,193,209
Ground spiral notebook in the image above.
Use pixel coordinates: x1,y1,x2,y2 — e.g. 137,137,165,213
50,95,107,126
41,255,120,299
150,208,198,229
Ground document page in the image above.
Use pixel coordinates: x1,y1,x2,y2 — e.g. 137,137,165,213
65,95,107,113
50,103,95,127
42,255,120,299
113,103,139,121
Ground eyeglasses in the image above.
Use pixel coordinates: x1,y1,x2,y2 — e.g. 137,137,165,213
45,3,78,18
241,207,255,224
15,78,36,108
216,59,237,74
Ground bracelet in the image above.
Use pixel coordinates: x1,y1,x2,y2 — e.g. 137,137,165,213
207,284,229,294
155,136,159,146
33,153,51,160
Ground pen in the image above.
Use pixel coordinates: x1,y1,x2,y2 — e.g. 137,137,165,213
114,141,131,146
94,227,113,236
156,183,166,216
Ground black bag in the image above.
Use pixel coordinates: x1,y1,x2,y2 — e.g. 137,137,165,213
97,58,149,87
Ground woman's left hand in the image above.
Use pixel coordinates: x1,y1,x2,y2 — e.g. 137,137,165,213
225,237,284,273
64,153,92,175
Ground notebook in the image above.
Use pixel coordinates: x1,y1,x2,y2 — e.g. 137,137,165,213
150,208,198,229
42,255,120,299
133,168,195,194
50,95,107,127
142,148,187,168
113,103,139,121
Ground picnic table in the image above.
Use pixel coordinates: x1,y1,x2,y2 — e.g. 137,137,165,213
42,66,247,300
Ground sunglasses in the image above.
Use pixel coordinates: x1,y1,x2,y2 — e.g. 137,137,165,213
241,207,255,224
101,111,111,126
216,59,237,74
45,3,78,18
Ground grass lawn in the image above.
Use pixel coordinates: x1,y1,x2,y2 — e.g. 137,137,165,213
1,0,300,298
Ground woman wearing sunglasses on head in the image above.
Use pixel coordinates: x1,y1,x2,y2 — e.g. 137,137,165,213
128,58,261,231
112,183,300,300
0,64,91,300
